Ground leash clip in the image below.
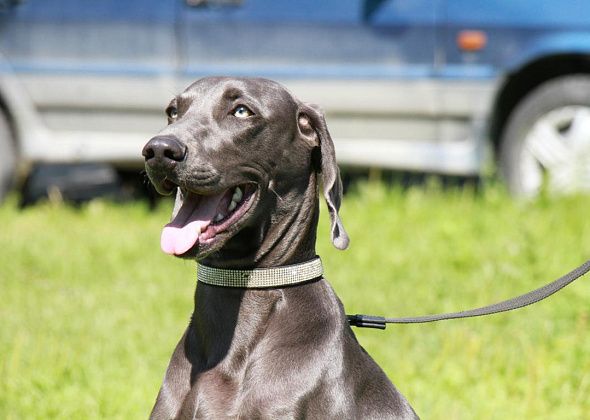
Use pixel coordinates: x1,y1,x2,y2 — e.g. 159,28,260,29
347,314,387,330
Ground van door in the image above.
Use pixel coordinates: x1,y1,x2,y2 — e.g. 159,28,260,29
0,0,177,163
179,0,446,172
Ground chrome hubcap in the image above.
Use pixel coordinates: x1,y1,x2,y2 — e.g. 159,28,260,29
520,106,590,196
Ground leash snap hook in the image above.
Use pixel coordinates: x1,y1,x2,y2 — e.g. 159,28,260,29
347,314,387,330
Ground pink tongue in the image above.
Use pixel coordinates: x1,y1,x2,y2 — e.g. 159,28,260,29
160,191,227,255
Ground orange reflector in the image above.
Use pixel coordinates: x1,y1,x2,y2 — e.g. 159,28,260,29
457,30,487,52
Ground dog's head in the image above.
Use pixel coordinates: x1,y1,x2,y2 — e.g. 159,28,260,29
143,77,348,262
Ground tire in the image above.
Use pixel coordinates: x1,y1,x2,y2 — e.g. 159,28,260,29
499,74,590,197
0,110,16,203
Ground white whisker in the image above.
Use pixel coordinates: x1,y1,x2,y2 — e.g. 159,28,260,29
269,185,284,202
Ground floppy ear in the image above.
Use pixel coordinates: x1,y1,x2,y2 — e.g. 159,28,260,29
298,103,349,250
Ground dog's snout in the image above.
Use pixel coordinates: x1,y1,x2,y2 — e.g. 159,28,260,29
142,136,187,165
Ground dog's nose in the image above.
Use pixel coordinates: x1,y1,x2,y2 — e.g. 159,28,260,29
142,136,187,165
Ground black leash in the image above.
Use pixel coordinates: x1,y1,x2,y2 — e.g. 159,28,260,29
348,259,590,329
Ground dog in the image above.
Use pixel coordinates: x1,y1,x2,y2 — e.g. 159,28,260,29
142,77,418,419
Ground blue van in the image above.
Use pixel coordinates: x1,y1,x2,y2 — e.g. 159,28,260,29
1,0,589,199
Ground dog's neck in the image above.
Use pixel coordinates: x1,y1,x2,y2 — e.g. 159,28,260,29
190,171,325,377
201,172,319,269
190,283,282,370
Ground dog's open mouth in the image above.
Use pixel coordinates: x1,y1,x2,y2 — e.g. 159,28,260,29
160,184,256,256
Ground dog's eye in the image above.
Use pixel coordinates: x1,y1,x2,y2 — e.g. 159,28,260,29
232,105,254,118
166,106,178,120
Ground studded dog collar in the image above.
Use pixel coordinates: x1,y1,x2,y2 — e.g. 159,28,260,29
197,257,323,289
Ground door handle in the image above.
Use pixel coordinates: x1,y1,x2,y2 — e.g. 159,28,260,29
0,0,23,11
186,0,242,7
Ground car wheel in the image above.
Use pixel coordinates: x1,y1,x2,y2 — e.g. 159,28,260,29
499,75,590,197
0,110,16,203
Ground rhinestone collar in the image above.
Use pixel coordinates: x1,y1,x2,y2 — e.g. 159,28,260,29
197,257,323,289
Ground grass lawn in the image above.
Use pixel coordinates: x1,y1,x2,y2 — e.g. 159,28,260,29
1,181,589,419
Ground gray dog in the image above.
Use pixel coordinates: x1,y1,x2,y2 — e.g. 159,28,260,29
142,77,417,419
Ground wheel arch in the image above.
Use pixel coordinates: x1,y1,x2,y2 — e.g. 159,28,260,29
0,87,19,148
489,53,590,158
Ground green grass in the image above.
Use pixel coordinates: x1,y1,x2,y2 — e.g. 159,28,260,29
1,182,589,419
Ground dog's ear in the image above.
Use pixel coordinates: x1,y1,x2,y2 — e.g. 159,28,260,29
298,103,349,250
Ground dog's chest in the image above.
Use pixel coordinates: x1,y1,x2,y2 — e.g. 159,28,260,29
183,338,339,418
188,367,295,418
187,368,335,419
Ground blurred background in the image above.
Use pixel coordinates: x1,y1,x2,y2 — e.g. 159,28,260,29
1,1,590,419
2,0,590,200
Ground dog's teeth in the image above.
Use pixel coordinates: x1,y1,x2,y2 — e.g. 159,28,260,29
232,187,243,203
214,213,224,222
228,200,237,212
